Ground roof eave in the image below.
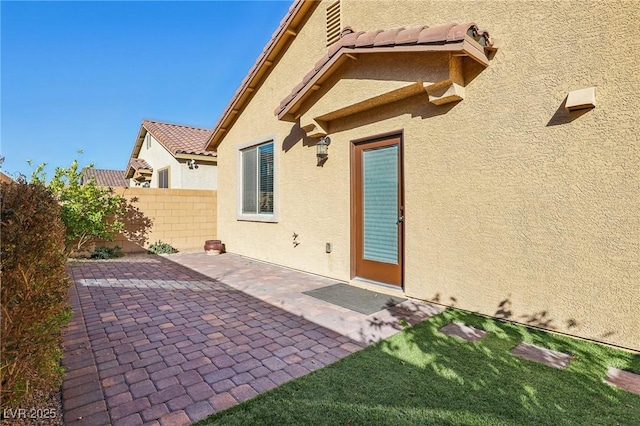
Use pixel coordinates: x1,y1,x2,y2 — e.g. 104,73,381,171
276,40,487,120
205,0,317,151
126,125,148,173
142,121,181,159
174,153,218,161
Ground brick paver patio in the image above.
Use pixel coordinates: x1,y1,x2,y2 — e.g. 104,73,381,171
62,253,441,425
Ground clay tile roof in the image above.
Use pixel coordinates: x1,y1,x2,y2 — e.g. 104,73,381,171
82,169,128,187
395,25,428,45
418,23,455,43
337,27,364,49
355,29,384,47
142,120,215,157
275,22,492,118
128,158,152,171
125,158,153,180
373,27,405,46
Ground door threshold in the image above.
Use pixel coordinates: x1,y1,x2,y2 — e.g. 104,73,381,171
350,278,405,298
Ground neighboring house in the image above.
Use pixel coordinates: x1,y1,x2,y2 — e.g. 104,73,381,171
203,0,638,350
125,119,216,189
81,168,128,187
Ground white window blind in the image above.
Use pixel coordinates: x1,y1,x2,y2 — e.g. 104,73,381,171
362,145,398,264
158,169,169,188
242,142,274,215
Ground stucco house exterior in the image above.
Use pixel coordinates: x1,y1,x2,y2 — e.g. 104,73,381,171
126,119,217,189
204,0,639,350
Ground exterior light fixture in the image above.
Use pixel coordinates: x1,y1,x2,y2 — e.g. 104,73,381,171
316,136,331,166
187,159,197,169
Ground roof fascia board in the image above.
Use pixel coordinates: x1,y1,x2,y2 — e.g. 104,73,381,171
206,0,317,151
174,153,218,162
125,164,152,179
461,35,490,66
126,125,148,172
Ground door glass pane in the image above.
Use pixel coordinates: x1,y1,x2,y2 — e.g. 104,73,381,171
362,145,398,264
242,147,257,213
258,143,274,214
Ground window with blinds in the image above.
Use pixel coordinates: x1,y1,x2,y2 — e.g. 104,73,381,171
326,1,341,46
241,142,274,215
158,168,169,188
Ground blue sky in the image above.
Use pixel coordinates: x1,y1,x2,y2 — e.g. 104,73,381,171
1,1,292,178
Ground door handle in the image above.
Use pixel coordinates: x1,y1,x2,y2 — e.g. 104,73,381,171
396,216,404,224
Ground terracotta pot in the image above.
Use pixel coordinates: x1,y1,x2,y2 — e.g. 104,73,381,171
204,240,224,254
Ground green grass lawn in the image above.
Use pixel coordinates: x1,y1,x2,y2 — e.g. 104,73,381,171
195,309,640,426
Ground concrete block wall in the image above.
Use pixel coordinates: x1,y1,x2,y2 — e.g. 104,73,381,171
96,187,217,253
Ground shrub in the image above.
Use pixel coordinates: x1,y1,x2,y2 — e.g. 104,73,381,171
90,245,124,259
148,240,177,255
0,181,71,408
30,160,126,254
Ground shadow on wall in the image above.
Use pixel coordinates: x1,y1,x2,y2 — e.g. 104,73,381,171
92,196,154,254
392,292,620,350
280,91,458,153
329,92,457,135
546,96,593,126
492,296,582,333
118,197,153,248
282,123,316,153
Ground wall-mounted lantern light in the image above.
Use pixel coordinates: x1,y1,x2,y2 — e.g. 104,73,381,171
316,136,331,166
187,159,198,169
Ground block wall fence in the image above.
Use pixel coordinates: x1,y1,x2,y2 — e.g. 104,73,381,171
96,187,217,253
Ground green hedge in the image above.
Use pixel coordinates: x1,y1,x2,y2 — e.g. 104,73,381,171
1,181,71,408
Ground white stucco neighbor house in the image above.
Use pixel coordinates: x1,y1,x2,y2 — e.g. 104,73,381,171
125,119,217,189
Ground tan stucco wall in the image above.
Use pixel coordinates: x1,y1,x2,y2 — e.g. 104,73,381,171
215,0,639,350
216,0,346,273
97,187,217,253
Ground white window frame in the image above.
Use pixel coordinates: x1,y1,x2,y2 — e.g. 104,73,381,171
237,136,278,223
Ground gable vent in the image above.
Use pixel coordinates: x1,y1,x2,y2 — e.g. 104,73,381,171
326,1,341,46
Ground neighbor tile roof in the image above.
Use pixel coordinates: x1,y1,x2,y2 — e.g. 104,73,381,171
128,158,152,171
143,120,215,157
275,23,492,118
83,169,128,187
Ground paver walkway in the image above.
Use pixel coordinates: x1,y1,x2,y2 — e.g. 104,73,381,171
62,253,442,425
439,322,487,342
